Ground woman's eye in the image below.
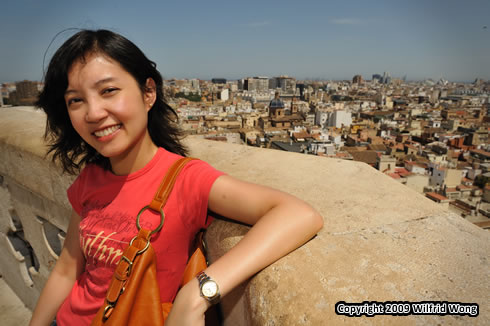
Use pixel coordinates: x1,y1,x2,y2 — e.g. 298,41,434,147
67,98,81,106
103,88,118,95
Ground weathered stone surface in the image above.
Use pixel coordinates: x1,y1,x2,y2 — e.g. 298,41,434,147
187,138,489,325
0,107,74,310
0,277,31,326
1,107,489,325
185,138,446,234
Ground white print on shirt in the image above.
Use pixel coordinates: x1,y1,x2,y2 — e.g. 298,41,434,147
81,230,124,266
78,201,160,268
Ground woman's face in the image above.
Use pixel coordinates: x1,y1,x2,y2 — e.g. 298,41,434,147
64,52,156,170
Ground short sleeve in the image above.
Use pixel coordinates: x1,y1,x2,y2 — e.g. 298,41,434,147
178,159,226,232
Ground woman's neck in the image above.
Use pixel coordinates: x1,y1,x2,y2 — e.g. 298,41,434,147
109,132,158,176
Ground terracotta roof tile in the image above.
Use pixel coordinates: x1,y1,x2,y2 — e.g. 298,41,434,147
350,151,378,164
426,192,449,201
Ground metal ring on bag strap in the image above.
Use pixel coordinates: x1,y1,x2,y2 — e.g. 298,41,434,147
136,205,165,236
129,235,151,255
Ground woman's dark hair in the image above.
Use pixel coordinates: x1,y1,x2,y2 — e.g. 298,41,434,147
37,29,187,174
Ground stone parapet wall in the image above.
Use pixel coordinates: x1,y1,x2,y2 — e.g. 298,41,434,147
0,107,75,311
0,107,489,325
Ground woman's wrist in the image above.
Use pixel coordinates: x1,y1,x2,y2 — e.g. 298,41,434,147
180,278,210,313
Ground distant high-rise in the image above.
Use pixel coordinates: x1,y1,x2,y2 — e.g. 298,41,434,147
296,83,305,100
244,77,269,92
328,111,352,128
382,72,391,84
272,76,296,93
372,74,382,83
10,80,38,105
212,78,226,84
268,78,277,89
16,80,38,99
352,75,364,84
218,88,229,101
190,78,200,87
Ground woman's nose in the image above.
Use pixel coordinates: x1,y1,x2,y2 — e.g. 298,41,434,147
85,99,108,122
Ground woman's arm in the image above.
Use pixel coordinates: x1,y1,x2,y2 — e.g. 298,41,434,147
29,210,85,326
166,175,323,325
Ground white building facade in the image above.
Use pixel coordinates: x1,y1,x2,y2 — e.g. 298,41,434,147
328,110,352,128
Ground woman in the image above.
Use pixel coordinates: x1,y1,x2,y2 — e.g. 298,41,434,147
30,29,323,325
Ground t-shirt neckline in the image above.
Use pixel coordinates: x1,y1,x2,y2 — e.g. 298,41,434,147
105,147,165,182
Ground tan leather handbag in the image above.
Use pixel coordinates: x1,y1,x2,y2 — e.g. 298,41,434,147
91,157,207,325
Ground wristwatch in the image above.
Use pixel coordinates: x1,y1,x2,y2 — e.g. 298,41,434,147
196,271,220,305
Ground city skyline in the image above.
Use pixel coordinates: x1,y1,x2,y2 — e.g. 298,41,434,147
1,0,489,83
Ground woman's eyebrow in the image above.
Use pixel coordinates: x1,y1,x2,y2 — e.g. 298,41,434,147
94,77,116,87
65,77,117,95
65,88,77,96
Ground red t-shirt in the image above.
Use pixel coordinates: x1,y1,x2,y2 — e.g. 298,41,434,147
56,148,225,325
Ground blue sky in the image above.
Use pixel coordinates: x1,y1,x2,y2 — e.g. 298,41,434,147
1,0,489,83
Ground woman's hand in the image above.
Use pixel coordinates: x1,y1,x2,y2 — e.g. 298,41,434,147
165,279,209,326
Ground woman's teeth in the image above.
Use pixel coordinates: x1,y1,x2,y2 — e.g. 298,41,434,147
94,124,121,137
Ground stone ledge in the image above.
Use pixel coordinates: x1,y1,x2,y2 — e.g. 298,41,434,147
0,107,489,325
185,137,448,235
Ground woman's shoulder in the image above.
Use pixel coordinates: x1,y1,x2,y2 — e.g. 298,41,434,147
152,148,225,188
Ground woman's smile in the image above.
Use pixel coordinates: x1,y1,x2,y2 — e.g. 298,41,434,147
93,124,122,139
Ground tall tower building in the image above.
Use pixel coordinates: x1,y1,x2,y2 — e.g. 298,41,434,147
278,76,296,93
328,111,353,128
244,77,269,92
211,78,226,84
16,80,38,99
352,75,364,84
296,83,305,100
255,77,269,92
382,72,391,84
372,74,382,83
269,76,296,93
190,79,201,91
13,80,38,105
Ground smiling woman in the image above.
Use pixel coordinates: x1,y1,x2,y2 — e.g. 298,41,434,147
30,29,323,326
64,54,158,175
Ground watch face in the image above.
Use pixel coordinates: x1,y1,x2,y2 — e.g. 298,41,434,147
202,280,218,297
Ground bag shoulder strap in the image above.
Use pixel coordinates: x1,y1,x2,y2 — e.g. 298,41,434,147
149,157,196,212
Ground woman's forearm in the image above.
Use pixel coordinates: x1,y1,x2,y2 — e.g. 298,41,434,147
29,269,77,326
30,210,84,326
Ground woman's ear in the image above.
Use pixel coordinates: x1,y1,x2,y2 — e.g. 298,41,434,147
144,78,157,111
